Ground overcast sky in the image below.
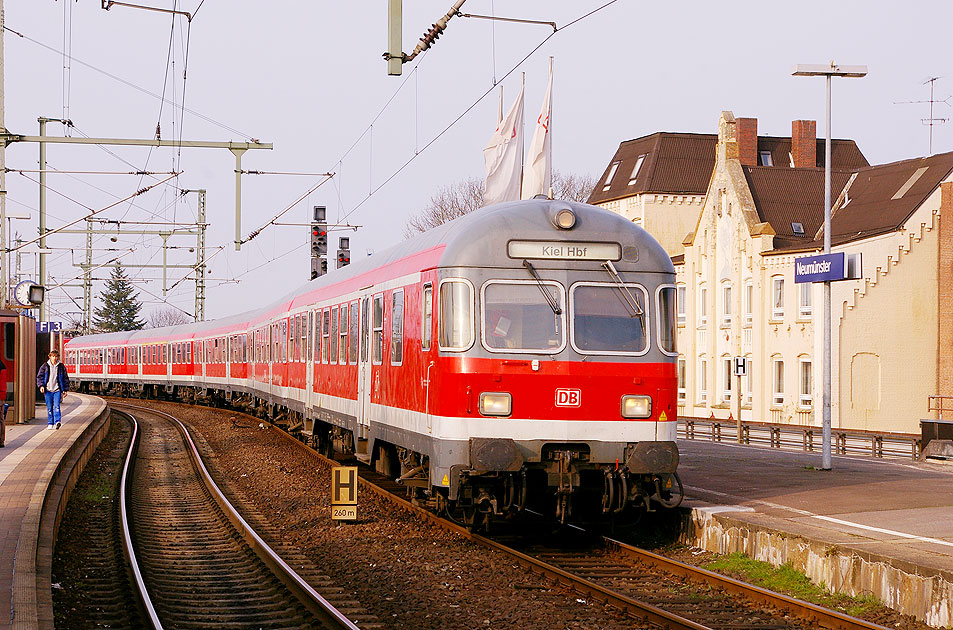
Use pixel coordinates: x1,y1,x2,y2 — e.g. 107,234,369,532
3,1,951,323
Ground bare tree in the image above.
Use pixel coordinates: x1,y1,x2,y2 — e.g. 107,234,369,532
404,171,596,237
146,306,192,328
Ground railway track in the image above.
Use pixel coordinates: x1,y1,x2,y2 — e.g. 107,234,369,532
115,404,365,630
266,423,894,630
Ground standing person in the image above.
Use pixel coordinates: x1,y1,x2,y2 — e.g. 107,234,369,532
37,350,69,430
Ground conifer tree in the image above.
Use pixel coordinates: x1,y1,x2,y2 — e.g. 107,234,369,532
93,263,145,332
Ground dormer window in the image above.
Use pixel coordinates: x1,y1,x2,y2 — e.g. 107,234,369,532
759,150,773,166
602,161,621,191
792,222,804,236
627,155,646,185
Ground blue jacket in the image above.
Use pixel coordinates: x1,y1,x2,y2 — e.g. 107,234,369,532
37,361,70,393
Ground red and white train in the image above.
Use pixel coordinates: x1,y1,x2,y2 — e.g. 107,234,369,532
66,199,681,525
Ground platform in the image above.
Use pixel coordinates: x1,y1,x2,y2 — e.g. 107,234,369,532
677,437,953,627
0,393,108,630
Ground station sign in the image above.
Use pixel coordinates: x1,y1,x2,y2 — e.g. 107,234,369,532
508,240,621,261
330,465,358,521
36,321,64,333
733,357,747,377
795,252,847,283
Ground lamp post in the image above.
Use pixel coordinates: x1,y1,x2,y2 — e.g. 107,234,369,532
792,62,867,470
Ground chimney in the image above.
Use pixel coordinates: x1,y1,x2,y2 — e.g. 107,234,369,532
736,118,758,166
792,119,817,168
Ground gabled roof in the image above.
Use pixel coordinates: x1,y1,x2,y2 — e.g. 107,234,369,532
827,152,953,246
744,166,855,250
588,131,868,206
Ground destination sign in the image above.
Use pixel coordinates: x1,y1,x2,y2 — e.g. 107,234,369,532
508,240,622,261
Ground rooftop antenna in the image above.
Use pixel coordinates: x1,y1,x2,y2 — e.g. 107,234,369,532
895,76,950,155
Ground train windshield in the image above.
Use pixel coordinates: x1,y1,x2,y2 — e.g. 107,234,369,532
571,283,649,354
482,280,565,353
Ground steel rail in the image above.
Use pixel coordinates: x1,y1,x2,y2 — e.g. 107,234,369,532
115,408,163,629
112,403,359,630
603,537,892,630
272,419,893,630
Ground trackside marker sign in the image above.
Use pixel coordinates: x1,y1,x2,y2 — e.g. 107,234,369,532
331,466,358,521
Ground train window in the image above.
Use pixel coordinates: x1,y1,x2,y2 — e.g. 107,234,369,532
482,280,565,353
281,321,288,363
187,342,192,364
570,282,649,355
349,301,358,365
438,280,473,351
421,284,433,351
242,335,247,363
361,298,369,363
656,286,677,355
313,312,320,362
322,310,330,363
372,295,384,364
162,344,167,364
330,307,339,365
339,305,347,364
391,290,404,365
307,313,313,361
301,317,308,363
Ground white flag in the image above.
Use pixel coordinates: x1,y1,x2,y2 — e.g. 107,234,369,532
483,83,524,206
522,64,552,200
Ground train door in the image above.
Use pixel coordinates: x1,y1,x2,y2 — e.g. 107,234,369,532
166,343,172,380
356,294,372,439
305,312,314,417
421,283,435,434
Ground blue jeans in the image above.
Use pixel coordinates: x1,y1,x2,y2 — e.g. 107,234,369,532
44,390,62,426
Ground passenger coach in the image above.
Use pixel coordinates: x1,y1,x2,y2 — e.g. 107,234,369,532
66,199,682,525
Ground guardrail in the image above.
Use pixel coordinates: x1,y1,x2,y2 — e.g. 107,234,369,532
679,417,921,461
928,396,953,421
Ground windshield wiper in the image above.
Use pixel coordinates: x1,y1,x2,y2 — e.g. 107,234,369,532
523,260,561,315
602,260,644,318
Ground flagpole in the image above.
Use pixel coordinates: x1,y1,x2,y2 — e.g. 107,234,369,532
497,85,504,126
548,56,554,199
519,72,525,200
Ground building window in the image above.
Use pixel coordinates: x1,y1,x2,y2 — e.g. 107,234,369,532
744,357,753,406
772,277,784,320
772,358,784,406
759,150,773,166
722,356,732,402
799,359,813,407
677,358,686,401
698,283,708,327
627,154,646,185
721,283,732,328
676,284,687,326
602,161,621,191
698,358,708,404
799,282,812,319
744,280,753,327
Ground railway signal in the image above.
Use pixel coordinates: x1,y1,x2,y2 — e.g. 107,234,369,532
311,206,328,280
337,237,350,269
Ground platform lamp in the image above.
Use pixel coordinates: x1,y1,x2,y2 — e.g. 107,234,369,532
792,62,867,471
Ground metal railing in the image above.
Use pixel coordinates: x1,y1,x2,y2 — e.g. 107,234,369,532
928,396,953,421
679,416,921,461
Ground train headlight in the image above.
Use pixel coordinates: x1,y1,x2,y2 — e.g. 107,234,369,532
621,395,652,419
553,208,576,230
479,392,512,417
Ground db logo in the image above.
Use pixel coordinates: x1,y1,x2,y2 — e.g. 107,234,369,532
555,388,581,407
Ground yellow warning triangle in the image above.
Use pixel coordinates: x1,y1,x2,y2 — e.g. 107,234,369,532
441,474,449,486
659,411,668,422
